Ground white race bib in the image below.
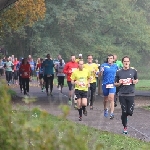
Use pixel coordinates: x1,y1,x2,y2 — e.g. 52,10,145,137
122,78,132,85
24,72,28,76
106,84,114,88
47,75,51,77
72,68,77,72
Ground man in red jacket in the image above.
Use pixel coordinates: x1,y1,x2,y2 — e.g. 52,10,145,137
63,55,78,107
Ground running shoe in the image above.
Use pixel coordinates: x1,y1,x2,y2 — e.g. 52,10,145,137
104,109,108,117
50,92,53,96
110,113,114,119
79,116,82,121
68,99,72,105
123,127,128,134
83,109,87,116
74,104,78,110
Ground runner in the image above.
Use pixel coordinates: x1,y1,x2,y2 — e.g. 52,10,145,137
36,58,41,83
84,55,98,110
13,58,19,85
114,54,123,107
76,54,83,63
95,59,100,87
4,57,14,85
56,59,65,93
114,56,138,134
100,54,118,119
28,56,35,81
43,54,55,96
20,58,31,95
71,60,91,121
63,55,78,107
38,58,45,92
16,58,23,93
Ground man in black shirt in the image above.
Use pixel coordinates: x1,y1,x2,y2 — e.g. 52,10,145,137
114,56,138,134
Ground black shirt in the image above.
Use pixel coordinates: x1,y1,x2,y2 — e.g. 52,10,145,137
115,68,138,95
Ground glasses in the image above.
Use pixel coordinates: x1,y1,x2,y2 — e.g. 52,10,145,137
123,61,130,62
88,58,92,59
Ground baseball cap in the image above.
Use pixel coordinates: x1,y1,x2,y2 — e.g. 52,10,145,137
79,54,82,57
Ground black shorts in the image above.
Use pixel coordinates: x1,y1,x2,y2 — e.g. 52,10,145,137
39,74,44,80
58,76,65,85
75,89,88,99
67,81,73,91
90,82,96,93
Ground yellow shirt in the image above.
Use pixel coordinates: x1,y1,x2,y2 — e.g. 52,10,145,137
70,68,90,91
84,63,98,83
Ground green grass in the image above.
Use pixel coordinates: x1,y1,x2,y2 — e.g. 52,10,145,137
33,110,150,150
142,105,150,111
135,80,150,91
8,89,16,97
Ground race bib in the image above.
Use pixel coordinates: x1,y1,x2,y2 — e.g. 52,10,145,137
47,75,51,77
79,81,86,87
79,78,86,87
106,84,114,88
122,78,132,85
24,72,28,76
72,68,77,72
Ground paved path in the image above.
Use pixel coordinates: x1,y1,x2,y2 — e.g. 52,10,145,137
11,84,150,142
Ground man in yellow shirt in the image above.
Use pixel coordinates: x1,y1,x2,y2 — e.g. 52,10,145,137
71,60,91,121
84,55,98,110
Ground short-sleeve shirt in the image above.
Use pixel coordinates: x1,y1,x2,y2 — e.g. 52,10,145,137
70,68,90,91
115,68,138,95
101,63,118,85
115,60,123,69
83,63,98,83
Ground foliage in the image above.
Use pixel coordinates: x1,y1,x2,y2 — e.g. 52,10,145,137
0,81,150,149
0,0,46,31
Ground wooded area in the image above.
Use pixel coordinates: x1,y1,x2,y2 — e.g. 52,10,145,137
0,0,150,67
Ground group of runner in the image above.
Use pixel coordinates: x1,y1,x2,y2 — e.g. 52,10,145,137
0,53,138,134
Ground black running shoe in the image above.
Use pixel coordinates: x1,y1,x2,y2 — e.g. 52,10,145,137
83,109,87,116
79,116,82,121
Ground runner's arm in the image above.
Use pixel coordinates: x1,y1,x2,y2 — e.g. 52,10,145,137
63,63,69,74
132,69,138,84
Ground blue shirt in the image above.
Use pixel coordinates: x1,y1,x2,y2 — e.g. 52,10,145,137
101,63,118,84
43,59,54,75
29,61,35,71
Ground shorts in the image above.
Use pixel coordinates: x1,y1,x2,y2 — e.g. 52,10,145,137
58,76,65,85
67,81,73,91
102,84,116,96
39,74,44,80
36,71,39,76
75,89,87,99
90,82,96,93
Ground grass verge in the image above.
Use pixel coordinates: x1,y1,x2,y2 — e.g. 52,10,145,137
28,108,150,150
135,80,150,91
142,105,150,111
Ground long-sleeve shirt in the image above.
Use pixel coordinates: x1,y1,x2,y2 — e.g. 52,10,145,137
63,61,78,81
20,63,31,78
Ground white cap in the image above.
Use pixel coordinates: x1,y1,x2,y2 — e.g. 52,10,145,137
79,54,82,57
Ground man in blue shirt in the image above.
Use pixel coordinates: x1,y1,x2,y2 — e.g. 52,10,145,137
43,54,55,96
100,54,118,119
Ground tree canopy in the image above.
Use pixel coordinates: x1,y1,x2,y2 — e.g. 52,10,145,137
0,0,150,65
